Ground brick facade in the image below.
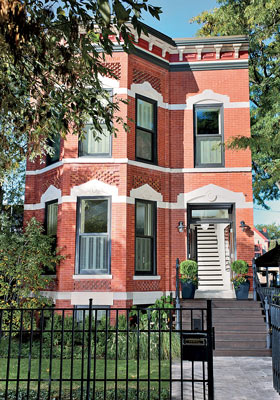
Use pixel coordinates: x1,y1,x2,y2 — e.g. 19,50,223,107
24,28,254,308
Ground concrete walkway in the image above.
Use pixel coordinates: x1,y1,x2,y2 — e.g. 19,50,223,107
172,357,279,399
214,357,279,400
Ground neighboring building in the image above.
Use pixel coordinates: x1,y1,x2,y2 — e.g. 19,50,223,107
24,25,254,308
253,227,269,258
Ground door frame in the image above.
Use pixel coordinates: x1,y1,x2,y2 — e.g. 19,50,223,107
187,203,236,261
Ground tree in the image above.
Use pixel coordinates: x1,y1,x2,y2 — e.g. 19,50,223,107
256,223,280,241
0,217,63,308
192,0,280,207
0,0,161,202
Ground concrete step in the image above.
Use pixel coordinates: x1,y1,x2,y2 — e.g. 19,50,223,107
214,349,271,357
215,339,267,350
198,271,223,276
216,331,267,341
213,323,266,332
213,308,264,317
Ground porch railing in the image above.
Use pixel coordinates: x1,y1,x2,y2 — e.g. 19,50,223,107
252,258,280,348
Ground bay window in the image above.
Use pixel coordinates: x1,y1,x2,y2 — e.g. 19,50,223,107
76,197,110,274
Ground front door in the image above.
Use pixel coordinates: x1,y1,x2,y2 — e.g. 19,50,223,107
187,204,235,293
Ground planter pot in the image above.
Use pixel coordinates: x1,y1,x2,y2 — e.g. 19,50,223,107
235,281,250,300
181,281,196,299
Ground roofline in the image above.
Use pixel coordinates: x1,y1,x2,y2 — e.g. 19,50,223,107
140,23,248,47
252,226,270,241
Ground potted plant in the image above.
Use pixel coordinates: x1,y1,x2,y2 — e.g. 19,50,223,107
180,260,198,299
231,259,250,300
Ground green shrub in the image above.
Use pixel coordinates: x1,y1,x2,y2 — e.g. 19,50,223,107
179,260,198,287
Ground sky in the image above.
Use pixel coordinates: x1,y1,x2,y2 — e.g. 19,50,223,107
142,0,280,228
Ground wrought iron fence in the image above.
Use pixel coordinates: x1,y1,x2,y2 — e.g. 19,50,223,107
0,300,214,400
271,303,280,394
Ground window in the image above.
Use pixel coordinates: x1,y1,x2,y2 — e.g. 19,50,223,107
76,197,110,274
75,306,109,324
135,200,156,275
44,200,58,274
136,95,157,164
45,200,58,236
79,89,112,157
46,134,61,166
194,105,224,167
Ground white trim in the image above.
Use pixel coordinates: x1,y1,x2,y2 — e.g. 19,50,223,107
26,158,252,176
73,275,112,280
41,185,61,204
133,291,163,305
41,291,71,300
71,292,113,306
170,59,248,66
24,182,253,210
186,89,249,110
26,161,63,175
129,82,168,109
113,292,134,300
130,184,163,202
133,275,161,280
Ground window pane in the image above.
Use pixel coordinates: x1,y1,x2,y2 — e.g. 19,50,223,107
197,109,219,135
135,237,152,271
81,200,108,233
197,137,222,165
80,235,108,270
136,202,153,236
191,209,229,220
80,122,110,155
137,99,154,130
47,202,58,236
47,134,60,164
136,129,152,161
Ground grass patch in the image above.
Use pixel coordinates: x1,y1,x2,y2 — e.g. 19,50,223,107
0,358,171,392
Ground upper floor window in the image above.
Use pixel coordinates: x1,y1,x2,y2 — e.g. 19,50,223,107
194,105,224,167
76,197,110,274
46,134,60,166
135,200,156,275
79,89,112,157
136,95,157,164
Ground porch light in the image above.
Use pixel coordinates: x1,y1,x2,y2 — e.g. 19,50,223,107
177,221,186,233
239,220,249,232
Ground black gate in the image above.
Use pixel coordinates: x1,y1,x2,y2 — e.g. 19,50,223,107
271,303,280,394
0,301,214,399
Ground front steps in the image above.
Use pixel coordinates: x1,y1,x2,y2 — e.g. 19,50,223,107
197,225,224,289
181,299,271,357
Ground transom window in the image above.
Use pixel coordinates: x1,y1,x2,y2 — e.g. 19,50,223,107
79,89,112,157
194,105,224,167
136,95,157,164
76,198,110,274
135,200,156,275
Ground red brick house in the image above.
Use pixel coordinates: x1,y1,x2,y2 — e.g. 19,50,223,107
24,26,254,309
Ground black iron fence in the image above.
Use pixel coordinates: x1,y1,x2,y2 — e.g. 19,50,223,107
271,303,280,395
0,300,214,400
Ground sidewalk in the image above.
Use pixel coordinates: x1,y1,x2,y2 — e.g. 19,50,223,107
172,357,279,399
214,357,279,400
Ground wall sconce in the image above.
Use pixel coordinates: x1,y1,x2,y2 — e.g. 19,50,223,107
239,220,249,232
177,221,187,233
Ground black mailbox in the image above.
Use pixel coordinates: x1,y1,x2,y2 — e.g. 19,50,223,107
182,332,208,361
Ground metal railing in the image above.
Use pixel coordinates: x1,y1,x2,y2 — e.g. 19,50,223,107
271,303,280,394
0,300,214,400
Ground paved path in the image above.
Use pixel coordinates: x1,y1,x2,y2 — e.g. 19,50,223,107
214,357,279,400
172,357,279,399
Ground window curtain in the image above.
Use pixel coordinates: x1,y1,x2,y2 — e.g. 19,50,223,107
137,99,153,130
47,203,58,236
81,122,110,155
199,139,222,164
